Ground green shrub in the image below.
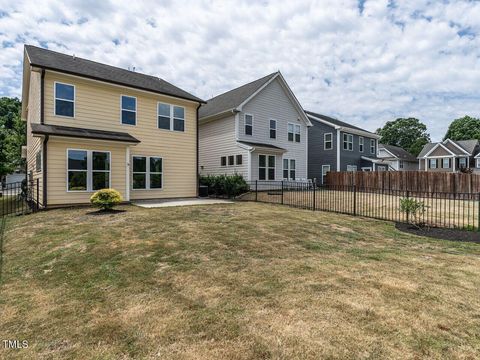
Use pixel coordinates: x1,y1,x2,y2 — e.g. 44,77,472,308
199,174,249,198
399,197,428,229
90,188,123,211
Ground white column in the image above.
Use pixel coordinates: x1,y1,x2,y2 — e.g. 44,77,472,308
453,157,456,172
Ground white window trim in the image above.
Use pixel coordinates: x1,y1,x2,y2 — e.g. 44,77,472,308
66,149,111,193
244,113,253,136
54,81,75,118
157,102,186,132
370,139,376,154
359,136,364,152
343,133,353,151
346,165,357,172
258,154,275,181
324,133,333,150
269,119,277,139
282,158,296,180
235,154,243,166
459,157,467,168
120,95,137,126
288,122,301,143
220,156,227,167
442,158,450,168
131,155,164,190
321,165,331,184
477,158,480,168
429,159,438,169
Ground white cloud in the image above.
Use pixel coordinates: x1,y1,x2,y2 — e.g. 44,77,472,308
0,0,479,140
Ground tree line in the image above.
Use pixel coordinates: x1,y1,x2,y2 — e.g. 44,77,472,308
376,116,480,157
0,97,25,180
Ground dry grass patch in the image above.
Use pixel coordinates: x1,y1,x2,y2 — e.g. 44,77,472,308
1,202,480,359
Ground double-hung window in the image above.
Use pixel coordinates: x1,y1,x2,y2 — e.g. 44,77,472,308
132,156,163,189
429,159,437,169
35,151,42,172
245,114,253,135
324,133,333,150
270,120,277,139
67,149,110,191
370,139,376,154
55,82,75,117
283,159,296,180
228,155,235,166
259,155,275,180
343,133,353,151
459,157,467,168
221,156,227,167
359,137,364,152
442,158,450,168
158,103,185,132
399,160,404,169
121,95,136,125
288,123,301,142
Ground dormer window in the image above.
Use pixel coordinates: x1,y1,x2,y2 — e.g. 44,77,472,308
54,82,75,117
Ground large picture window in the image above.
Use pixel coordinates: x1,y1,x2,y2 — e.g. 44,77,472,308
121,95,136,125
55,82,75,117
158,103,185,132
259,154,275,180
67,149,110,191
132,156,163,189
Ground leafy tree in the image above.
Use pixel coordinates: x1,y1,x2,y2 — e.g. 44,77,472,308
0,97,25,180
376,118,430,157
443,116,480,141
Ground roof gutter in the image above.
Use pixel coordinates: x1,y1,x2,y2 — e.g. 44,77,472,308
199,108,240,123
196,102,202,197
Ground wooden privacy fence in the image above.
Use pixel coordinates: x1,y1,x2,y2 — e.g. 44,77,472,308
326,171,480,194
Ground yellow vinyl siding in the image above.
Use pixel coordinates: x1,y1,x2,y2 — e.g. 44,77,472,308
26,70,43,205
43,72,197,201
47,138,127,205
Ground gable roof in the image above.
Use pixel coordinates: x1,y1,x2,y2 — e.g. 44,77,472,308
305,110,380,138
199,72,277,119
378,144,417,161
418,139,480,158
25,45,204,103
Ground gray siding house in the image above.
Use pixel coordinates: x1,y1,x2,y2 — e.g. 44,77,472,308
377,144,418,171
306,111,381,184
199,72,312,181
418,139,480,172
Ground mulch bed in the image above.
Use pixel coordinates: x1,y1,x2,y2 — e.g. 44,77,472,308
395,222,480,243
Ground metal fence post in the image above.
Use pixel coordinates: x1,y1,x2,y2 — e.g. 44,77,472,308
353,184,356,216
313,181,316,211
406,190,410,224
36,178,40,211
255,180,258,202
477,193,480,232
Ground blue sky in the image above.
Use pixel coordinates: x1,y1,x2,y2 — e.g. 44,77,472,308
0,0,479,141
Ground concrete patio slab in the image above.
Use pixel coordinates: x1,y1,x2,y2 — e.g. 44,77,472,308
133,198,233,208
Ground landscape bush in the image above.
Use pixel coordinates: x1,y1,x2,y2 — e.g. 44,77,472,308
199,174,249,198
399,197,428,229
90,188,123,211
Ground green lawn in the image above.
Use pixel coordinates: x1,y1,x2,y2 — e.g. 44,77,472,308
1,202,480,359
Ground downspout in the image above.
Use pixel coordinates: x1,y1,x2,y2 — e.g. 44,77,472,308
196,103,201,197
41,68,47,207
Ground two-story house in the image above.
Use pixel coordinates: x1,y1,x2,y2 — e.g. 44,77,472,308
418,139,480,172
198,72,312,181
377,144,418,171
306,111,381,183
22,45,204,208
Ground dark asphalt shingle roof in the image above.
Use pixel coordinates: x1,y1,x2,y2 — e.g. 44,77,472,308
305,110,376,135
379,144,417,161
31,123,140,143
199,72,278,119
237,141,285,150
25,45,204,103
418,139,479,158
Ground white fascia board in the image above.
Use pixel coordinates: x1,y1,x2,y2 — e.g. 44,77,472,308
423,142,455,157
339,127,381,139
307,114,340,129
378,146,397,159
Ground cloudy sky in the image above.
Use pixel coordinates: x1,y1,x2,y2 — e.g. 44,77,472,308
0,0,479,140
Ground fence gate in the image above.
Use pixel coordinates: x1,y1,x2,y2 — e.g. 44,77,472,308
0,179,40,217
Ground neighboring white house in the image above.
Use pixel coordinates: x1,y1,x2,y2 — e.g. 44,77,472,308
198,72,312,181
377,144,418,171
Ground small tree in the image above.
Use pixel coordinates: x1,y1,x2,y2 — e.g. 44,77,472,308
399,198,428,229
90,189,122,211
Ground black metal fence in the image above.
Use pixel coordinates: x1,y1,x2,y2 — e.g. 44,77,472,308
237,181,480,232
0,179,40,217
